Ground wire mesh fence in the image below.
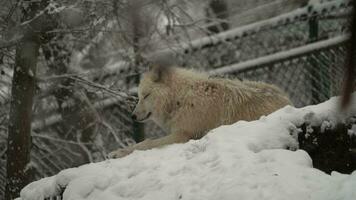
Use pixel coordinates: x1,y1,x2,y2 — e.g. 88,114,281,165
215,37,348,107
175,0,351,70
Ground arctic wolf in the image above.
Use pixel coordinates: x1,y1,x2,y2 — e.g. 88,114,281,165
109,66,292,158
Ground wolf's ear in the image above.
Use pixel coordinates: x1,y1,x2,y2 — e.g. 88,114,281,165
149,65,167,82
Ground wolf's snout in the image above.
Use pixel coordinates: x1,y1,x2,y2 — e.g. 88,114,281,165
131,114,137,121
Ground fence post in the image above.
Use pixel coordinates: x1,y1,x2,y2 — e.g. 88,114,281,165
308,6,321,104
308,6,331,104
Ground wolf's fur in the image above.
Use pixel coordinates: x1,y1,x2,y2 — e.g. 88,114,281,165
109,67,292,158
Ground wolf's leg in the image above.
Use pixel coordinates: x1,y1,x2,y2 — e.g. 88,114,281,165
108,133,190,159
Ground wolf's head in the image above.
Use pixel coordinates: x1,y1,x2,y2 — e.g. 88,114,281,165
131,64,172,124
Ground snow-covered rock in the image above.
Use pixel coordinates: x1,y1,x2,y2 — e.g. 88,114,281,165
19,94,356,200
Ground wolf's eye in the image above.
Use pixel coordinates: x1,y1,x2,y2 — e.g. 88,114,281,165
143,93,151,99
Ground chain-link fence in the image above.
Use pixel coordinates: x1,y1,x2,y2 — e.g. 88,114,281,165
143,0,352,134
176,0,351,71
210,36,348,107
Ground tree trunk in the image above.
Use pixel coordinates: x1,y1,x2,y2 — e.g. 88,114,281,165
129,2,145,143
5,1,44,199
5,34,40,200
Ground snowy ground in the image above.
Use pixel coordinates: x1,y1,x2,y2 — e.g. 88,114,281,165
19,94,356,200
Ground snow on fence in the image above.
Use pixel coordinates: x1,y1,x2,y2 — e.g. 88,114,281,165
76,0,352,79
170,0,351,69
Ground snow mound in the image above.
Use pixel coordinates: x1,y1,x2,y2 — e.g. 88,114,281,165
19,94,356,200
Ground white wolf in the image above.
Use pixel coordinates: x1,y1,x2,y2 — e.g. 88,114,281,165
109,65,291,158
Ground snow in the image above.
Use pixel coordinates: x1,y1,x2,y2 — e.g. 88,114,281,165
28,70,34,77
19,93,356,200
348,125,356,137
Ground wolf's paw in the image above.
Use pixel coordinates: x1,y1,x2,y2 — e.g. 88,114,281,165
107,148,133,159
